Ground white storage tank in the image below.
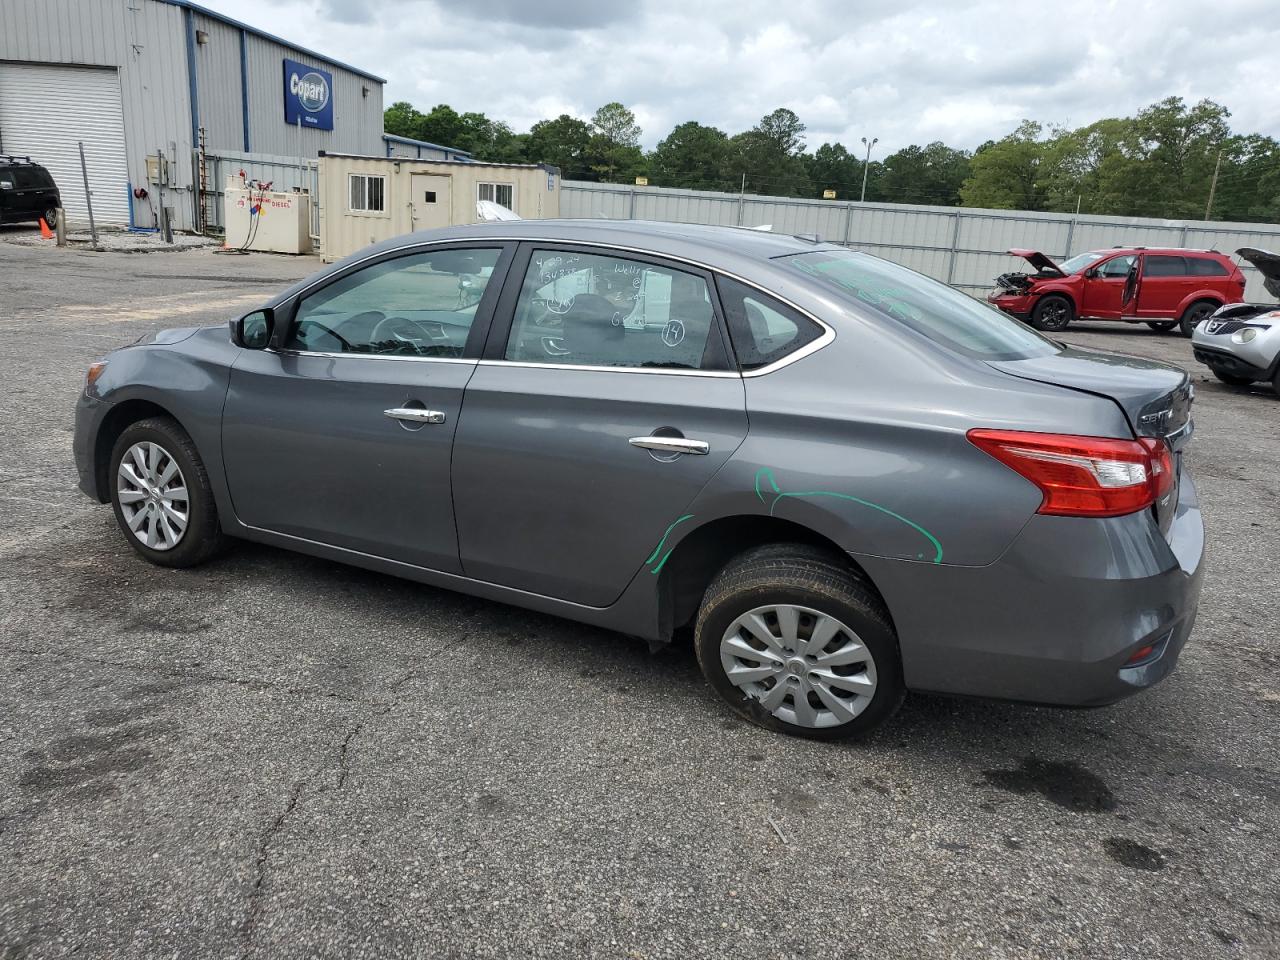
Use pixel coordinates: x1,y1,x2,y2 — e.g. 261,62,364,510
223,178,314,254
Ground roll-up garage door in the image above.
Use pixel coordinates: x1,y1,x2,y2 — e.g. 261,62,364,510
0,62,130,225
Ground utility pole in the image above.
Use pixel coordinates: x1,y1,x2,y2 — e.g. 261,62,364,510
860,136,878,202
1204,149,1222,221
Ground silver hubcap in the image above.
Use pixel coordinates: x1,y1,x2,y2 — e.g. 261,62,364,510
116,441,189,551
719,604,878,729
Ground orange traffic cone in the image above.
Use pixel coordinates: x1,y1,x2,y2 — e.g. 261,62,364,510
38,217,54,239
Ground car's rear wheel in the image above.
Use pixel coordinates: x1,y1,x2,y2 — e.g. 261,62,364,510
1030,295,1073,332
109,417,226,568
43,207,58,229
1212,368,1254,386
694,544,903,740
1145,321,1177,332
1179,300,1218,337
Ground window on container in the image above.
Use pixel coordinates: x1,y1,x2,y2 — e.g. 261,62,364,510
349,173,386,213
477,182,514,210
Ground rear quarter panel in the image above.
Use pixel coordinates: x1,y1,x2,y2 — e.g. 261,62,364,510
660,298,1135,570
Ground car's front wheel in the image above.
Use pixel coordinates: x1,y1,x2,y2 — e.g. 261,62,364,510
694,544,904,740
1030,295,1073,332
109,417,226,567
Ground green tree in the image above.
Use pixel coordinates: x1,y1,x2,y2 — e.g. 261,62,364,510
383,100,426,140
1215,134,1280,222
651,121,731,189
960,121,1048,210
879,141,970,205
587,102,644,182
525,114,593,176
802,142,862,199
728,108,808,196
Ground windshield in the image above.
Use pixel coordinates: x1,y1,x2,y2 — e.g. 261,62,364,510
785,249,1061,361
1057,251,1107,274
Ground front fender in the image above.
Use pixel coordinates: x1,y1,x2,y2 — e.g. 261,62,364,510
1028,283,1078,309
86,329,239,525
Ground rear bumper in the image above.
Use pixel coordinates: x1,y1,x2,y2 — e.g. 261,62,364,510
858,468,1205,707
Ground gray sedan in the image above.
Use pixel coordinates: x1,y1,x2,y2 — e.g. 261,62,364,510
73,220,1204,739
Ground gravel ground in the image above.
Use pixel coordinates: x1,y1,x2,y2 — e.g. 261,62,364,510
0,223,220,253
0,239,1277,960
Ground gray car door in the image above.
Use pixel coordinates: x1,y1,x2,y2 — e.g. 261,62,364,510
451,243,749,607
222,244,513,572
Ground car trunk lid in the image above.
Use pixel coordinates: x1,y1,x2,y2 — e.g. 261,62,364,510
989,347,1192,535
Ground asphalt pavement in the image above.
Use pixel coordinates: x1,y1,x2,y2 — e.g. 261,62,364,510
0,233,1277,959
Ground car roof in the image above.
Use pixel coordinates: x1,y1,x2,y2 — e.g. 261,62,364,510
1093,247,1225,256
364,219,838,270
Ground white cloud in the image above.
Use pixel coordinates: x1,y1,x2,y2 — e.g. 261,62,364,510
200,0,1280,154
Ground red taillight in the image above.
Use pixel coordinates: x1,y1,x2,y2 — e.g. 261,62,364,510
968,429,1173,518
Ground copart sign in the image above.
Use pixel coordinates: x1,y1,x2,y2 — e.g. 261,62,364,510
283,59,334,131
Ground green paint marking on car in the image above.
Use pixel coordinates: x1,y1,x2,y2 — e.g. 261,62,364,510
753,467,943,564
646,513,695,573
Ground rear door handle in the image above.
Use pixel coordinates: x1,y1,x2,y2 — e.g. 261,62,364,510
628,436,709,456
384,407,446,424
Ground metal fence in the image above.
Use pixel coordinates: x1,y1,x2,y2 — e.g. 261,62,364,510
561,181,1280,301
202,149,319,239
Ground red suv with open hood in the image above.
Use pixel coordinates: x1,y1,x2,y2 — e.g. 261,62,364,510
988,247,1247,336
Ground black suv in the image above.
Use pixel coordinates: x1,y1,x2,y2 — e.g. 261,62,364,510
0,156,61,228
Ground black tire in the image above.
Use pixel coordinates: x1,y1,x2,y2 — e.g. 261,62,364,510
693,543,904,741
109,416,226,568
1030,295,1073,332
1212,368,1254,387
1179,300,1218,337
1145,321,1177,332
43,207,58,229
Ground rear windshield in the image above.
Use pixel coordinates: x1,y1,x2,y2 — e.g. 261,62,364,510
784,249,1061,361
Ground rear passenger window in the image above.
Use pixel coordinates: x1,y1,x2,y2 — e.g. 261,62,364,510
505,249,719,370
717,277,823,371
1144,255,1187,277
1188,257,1228,276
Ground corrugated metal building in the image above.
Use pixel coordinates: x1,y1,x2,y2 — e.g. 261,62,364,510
0,0,386,230
382,134,473,163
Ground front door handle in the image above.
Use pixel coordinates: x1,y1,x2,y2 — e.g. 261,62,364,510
628,436,709,456
384,407,446,424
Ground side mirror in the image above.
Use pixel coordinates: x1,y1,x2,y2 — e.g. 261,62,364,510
1083,267,1097,278
231,308,274,349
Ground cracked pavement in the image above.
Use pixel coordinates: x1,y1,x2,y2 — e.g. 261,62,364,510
0,236,1277,959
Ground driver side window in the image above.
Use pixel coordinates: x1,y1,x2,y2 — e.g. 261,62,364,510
285,248,502,357
1098,255,1135,278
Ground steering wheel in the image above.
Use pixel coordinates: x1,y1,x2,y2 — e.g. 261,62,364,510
296,319,355,352
370,315,432,352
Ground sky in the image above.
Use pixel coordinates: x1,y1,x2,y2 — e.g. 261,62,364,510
201,0,1280,155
